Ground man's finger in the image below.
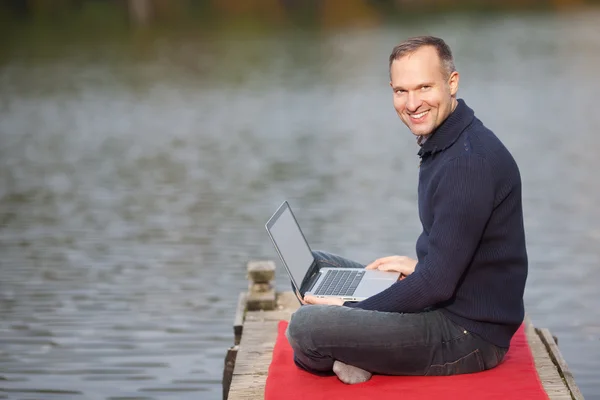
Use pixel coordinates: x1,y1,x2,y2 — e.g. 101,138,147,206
366,256,396,270
366,257,387,269
303,295,322,304
377,263,391,271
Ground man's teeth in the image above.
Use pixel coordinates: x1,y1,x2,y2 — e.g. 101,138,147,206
411,111,429,119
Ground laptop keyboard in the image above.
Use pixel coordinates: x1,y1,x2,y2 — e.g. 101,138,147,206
313,269,365,297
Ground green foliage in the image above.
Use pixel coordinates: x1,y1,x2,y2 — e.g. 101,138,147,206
1,0,599,64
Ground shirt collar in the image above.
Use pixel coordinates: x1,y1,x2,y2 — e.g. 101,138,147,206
416,135,429,146
417,98,475,158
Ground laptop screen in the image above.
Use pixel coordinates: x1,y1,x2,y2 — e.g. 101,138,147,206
267,202,314,290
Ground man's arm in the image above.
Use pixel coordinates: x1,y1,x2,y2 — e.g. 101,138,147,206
346,155,494,312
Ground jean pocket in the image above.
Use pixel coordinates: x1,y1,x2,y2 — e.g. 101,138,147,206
426,349,485,376
494,346,508,365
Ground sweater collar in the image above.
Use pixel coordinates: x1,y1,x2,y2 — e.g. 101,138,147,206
417,98,474,158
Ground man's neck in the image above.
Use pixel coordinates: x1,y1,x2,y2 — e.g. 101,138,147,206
417,97,459,147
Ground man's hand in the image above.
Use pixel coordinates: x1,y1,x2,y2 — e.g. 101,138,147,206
303,295,345,306
366,255,417,278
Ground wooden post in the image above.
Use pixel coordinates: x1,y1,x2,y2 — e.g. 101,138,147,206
246,260,276,311
222,345,238,400
537,328,585,400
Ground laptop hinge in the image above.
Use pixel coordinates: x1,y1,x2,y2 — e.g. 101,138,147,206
305,270,321,293
300,260,321,294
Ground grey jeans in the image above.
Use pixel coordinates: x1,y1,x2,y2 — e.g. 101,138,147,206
286,251,507,376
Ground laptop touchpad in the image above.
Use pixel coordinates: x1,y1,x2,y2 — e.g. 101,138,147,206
355,274,397,297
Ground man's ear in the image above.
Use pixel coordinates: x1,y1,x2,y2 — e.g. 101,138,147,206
389,81,393,88
448,71,459,96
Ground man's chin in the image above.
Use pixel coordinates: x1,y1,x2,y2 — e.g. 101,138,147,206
411,130,432,137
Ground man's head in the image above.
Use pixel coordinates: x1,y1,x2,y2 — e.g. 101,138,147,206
389,36,459,137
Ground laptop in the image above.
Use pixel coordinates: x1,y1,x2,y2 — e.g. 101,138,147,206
265,201,400,302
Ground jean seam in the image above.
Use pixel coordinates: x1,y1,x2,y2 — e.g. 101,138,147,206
494,346,507,365
441,330,469,344
316,341,429,351
427,349,483,375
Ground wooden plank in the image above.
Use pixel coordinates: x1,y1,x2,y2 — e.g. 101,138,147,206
227,292,298,399
276,291,301,311
524,316,574,400
228,319,279,399
227,374,267,399
230,320,278,377
538,328,585,400
233,292,247,345
245,310,296,323
231,320,279,376
223,345,238,400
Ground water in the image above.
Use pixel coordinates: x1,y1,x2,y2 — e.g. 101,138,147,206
1,8,600,400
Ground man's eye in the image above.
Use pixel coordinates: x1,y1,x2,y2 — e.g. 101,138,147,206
395,89,405,94
421,86,430,91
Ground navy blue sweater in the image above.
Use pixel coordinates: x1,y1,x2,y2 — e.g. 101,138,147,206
347,99,528,348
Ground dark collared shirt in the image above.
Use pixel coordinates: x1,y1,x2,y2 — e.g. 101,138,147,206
347,99,528,348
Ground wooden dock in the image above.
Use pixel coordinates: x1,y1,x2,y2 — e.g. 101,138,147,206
223,261,584,400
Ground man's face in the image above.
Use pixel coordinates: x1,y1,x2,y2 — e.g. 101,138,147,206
389,46,459,137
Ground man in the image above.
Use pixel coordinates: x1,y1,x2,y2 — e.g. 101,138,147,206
285,36,528,384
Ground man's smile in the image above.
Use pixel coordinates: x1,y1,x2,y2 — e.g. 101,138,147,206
408,110,430,121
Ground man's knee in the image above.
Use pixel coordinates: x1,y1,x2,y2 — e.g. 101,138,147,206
312,250,327,260
288,304,337,351
287,305,346,349
287,306,313,349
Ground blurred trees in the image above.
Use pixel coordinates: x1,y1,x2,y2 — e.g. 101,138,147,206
1,0,597,28
0,0,596,62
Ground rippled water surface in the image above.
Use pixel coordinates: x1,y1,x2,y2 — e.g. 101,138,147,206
1,9,600,400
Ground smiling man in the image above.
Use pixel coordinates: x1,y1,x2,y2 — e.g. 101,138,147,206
285,36,528,384
390,39,458,139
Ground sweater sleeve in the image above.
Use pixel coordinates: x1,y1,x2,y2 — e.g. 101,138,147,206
345,155,494,312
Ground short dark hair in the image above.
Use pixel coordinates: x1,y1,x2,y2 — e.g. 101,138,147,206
389,36,456,78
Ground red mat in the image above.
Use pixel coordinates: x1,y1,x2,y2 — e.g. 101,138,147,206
265,321,549,400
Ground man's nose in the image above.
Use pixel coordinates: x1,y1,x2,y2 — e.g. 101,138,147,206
406,91,421,112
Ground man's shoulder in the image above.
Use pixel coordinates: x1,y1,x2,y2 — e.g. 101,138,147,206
464,117,499,145
451,118,522,191
456,117,515,163
434,119,519,181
